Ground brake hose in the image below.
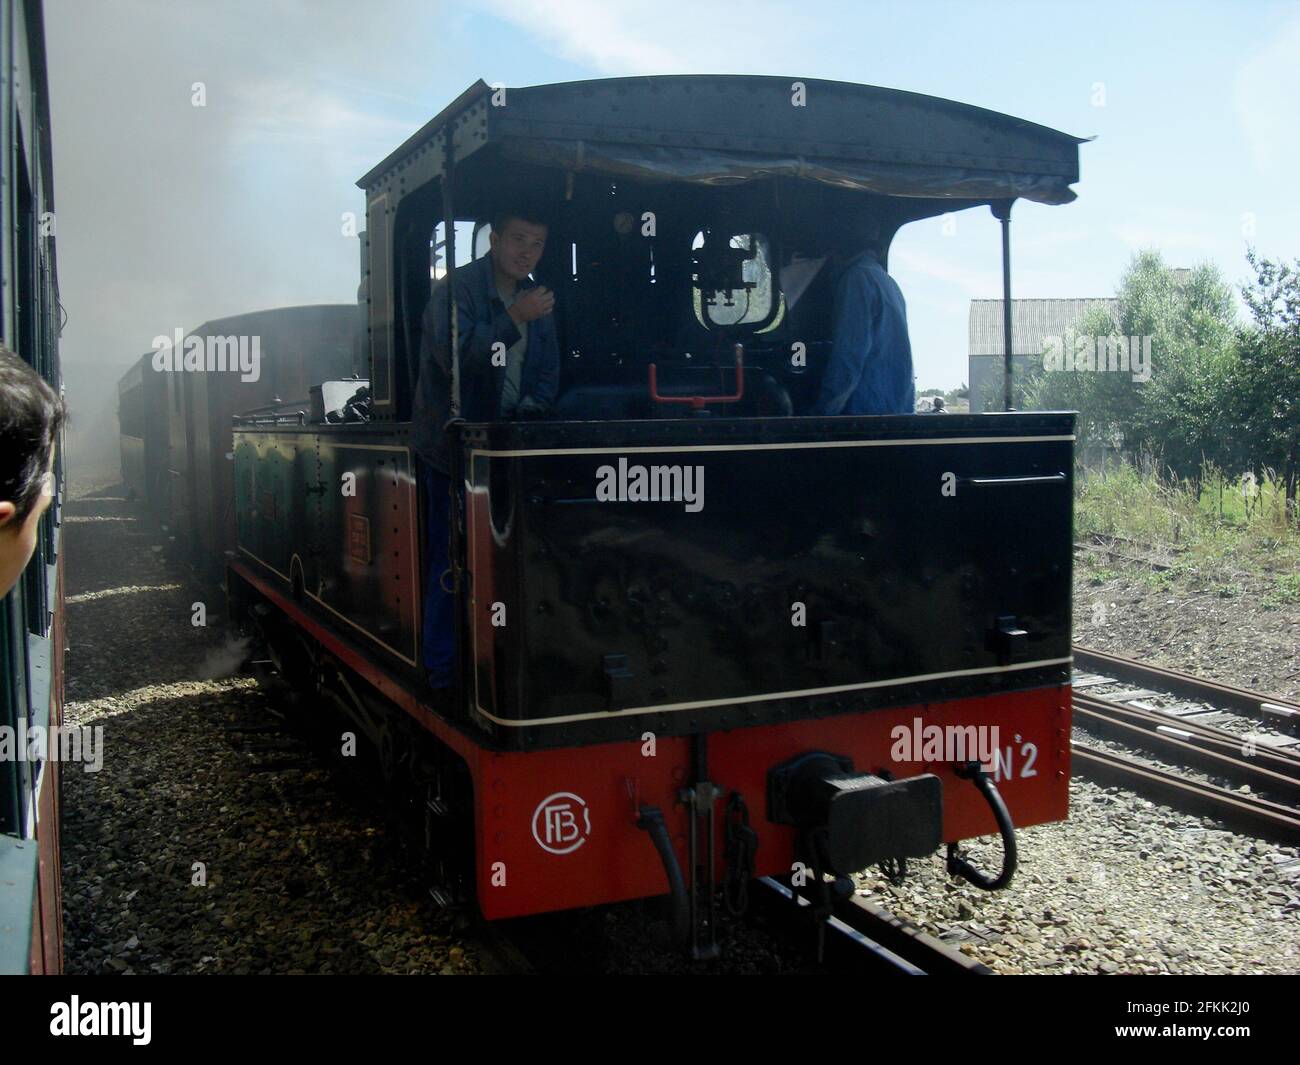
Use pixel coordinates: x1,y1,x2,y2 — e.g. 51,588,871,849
945,760,1017,890
636,805,690,946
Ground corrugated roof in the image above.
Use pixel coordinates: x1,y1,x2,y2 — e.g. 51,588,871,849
969,298,1119,356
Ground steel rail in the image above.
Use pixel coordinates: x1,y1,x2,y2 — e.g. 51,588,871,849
1073,697,1300,802
753,877,992,975
1072,645,1300,730
1073,691,1300,768
1072,742,1300,845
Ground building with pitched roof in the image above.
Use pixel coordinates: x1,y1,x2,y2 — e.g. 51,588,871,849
968,297,1119,412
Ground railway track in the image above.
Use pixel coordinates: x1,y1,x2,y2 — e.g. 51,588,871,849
493,878,993,975
464,920,537,974
1071,744,1300,845
751,877,992,975
1073,691,1300,767
1070,645,1300,844
1073,537,1175,572
1073,645,1300,733
1072,697,1300,801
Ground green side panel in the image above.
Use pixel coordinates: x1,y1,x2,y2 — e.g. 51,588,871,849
0,835,37,974
314,440,420,666
27,632,50,731
234,431,315,583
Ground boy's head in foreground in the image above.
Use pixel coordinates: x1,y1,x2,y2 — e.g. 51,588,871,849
0,347,64,598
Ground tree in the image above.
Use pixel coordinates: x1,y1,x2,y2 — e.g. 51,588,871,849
1230,249,1300,522
1022,251,1239,480
1124,255,1238,481
1020,301,1138,460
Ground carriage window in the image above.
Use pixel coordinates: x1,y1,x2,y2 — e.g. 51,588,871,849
692,231,775,327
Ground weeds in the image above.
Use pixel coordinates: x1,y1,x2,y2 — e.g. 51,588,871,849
1262,573,1300,609
1086,567,1122,586
1076,459,1300,579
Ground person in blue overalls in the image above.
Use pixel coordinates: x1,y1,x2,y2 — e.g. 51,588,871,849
410,208,560,691
808,212,915,417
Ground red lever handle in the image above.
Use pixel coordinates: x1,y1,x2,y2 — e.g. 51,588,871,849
649,344,745,410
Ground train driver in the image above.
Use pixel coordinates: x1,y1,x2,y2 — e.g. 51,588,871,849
807,209,915,417
410,206,560,690
0,348,64,599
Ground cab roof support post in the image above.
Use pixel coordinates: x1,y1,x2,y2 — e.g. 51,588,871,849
991,199,1015,411
443,130,460,420
439,126,467,698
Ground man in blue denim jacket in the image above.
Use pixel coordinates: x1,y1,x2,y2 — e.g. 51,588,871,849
412,209,560,473
809,216,915,417
411,208,560,689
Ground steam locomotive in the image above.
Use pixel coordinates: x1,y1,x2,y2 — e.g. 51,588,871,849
212,76,1077,957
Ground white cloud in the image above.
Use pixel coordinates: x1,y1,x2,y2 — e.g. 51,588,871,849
226,78,416,167
1011,225,1093,252
478,0,824,75
1108,222,1219,255
891,245,1000,298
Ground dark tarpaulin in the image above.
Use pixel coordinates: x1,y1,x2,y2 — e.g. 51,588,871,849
497,138,1079,206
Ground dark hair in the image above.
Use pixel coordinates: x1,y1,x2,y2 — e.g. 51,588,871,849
0,347,64,524
490,206,549,235
828,203,883,257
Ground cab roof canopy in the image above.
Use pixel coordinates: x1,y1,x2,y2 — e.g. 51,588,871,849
357,75,1085,217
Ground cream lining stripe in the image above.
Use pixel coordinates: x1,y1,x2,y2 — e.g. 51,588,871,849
470,434,1075,459
473,656,1074,727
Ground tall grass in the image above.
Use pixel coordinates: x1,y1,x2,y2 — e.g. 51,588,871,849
1075,459,1299,574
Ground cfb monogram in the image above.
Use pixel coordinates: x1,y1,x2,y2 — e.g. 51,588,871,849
531,792,592,855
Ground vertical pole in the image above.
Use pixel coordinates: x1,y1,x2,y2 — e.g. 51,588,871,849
442,131,459,419
440,128,463,697
991,200,1015,411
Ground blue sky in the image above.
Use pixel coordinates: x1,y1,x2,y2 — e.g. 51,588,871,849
46,0,1300,390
